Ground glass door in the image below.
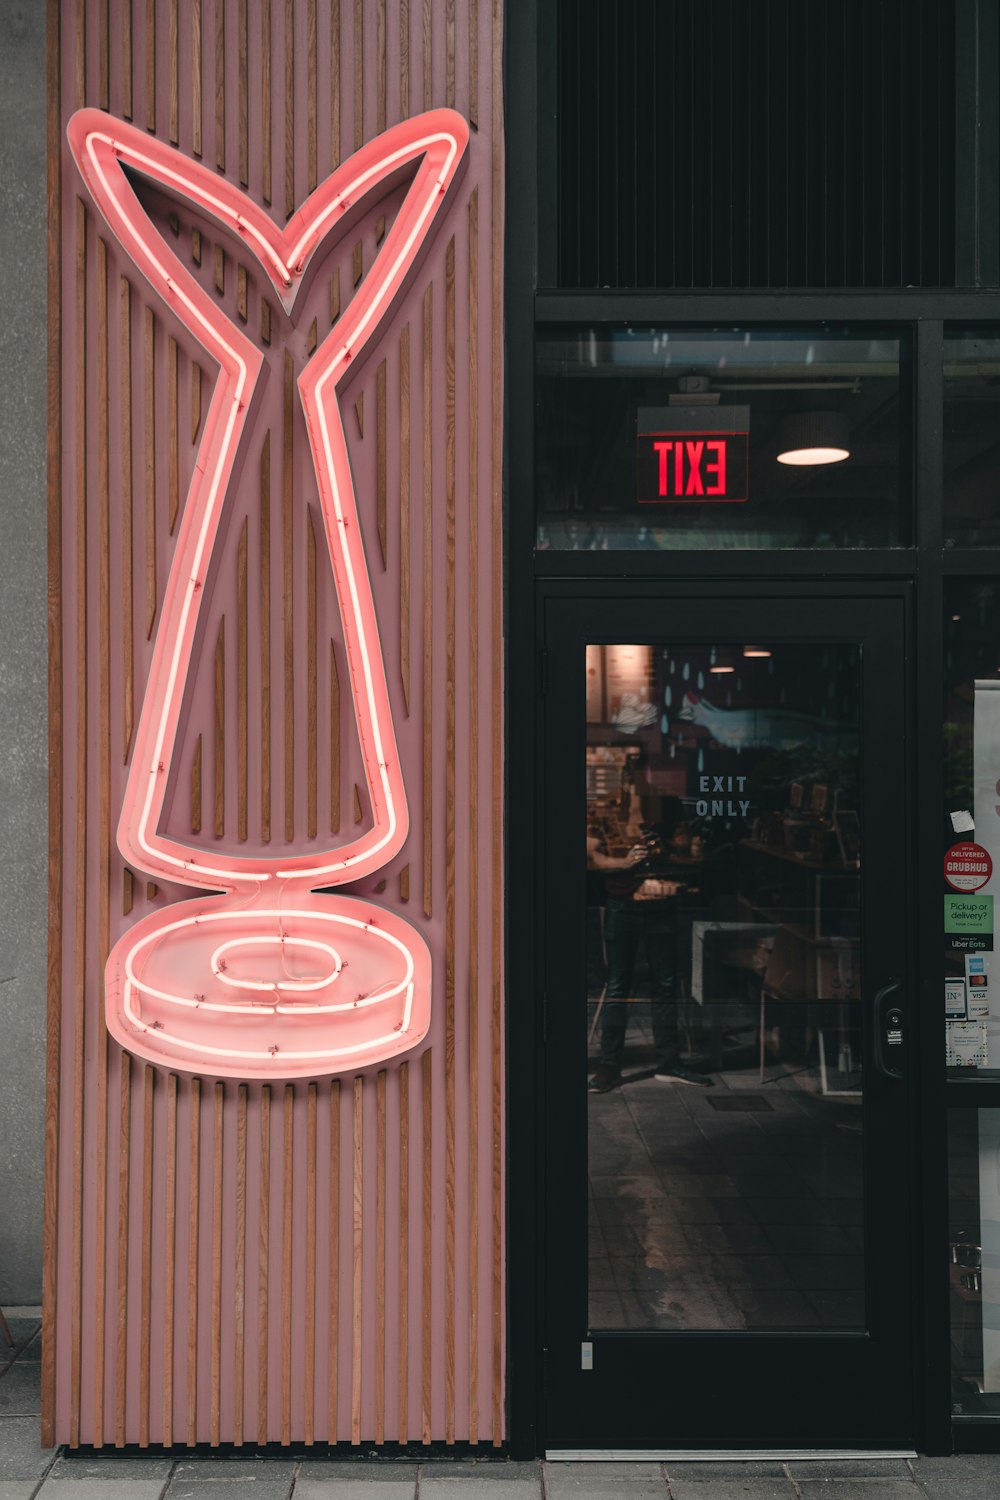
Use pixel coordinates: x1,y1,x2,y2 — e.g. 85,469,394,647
541,587,914,1451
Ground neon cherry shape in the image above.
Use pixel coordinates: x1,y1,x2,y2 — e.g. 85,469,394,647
67,106,469,1078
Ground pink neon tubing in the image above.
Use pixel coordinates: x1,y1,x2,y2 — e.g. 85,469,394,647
66,109,466,1078
67,105,469,894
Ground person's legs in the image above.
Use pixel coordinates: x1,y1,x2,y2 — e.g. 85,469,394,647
643,906,679,1069
596,898,638,1072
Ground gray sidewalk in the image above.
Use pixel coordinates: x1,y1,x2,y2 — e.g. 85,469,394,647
4,1314,1000,1499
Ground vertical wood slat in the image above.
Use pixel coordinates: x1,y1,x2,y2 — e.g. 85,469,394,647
376,360,387,568
421,1049,432,1444
307,0,318,192
74,0,84,110
143,306,155,639
94,230,111,1451
422,285,432,919
237,265,248,322
238,0,249,186
444,234,457,1446
214,617,225,838
237,518,249,842
446,0,455,107
492,0,504,1441
307,510,318,839
330,0,341,173
215,0,225,171
329,642,340,834
191,363,201,443
145,0,155,130
285,0,295,219
139,1068,154,1446
211,1082,224,1446
167,335,178,534
187,1078,201,1446
397,1061,409,1442
168,0,178,142
377,0,386,132
328,1079,340,1443
163,1073,178,1447
354,0,363,152
257,1086,271,1446
423,0,431,111
234,1085,248,1447
99,2,109,129
400,0,409,118
121,0,133,119
262,0,272,203
375,1070,386,1444
469,0,478,127
352,1076,363,1445
281,1085,293,1445
69,192,87,1452
192,0,202,156
399,323,410,712
115,1056,131,1448
120,276,133,762
260,432,271,842
123,867,134,916
304,1084,317,1444
191,734,202,834
283,353,294,842
467,186,480,1444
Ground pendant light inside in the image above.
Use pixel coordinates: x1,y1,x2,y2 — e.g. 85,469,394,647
776,411,850,466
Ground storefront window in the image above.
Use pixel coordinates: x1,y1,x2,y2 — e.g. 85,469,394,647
945,330,1000,548
536,326,907,550
949,1110,1000,1418
944,584,1000,1075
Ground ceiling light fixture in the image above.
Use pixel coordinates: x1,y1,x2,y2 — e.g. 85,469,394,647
776,411,850,466
743,646,772,658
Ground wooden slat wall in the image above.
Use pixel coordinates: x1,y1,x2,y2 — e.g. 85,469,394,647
46,0,505,1448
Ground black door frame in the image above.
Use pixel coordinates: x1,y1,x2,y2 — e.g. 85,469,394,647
539,583,915,1451
503,0,1000,1459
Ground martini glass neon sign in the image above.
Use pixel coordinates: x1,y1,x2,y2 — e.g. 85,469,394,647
67,106,469,1079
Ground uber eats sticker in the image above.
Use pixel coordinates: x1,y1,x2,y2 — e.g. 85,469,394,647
945,892,994,952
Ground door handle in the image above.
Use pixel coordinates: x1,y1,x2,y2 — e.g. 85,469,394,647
873,977,904,1079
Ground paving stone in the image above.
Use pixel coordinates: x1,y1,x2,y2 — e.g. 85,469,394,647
294,1462,418,1481
0,1415,56,1479
171,1458,297,1479
49,1456,175,1480
419,1484,540,1500
543,1461,667,1497
668,1482,797,1500
292,1484,415,1500
796,1484,923,1499
787,1462,914,1480
0,1362,42,1416
663,1461,789,1479
167,1480,292,1500
915,1484,1000,1500
418,1463,542,1481
909,1457,1000,1478
0,1484,40,1500
35,1482,168,1499
10,1334,42,1363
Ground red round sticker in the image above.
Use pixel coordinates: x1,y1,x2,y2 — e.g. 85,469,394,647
944,842,993,892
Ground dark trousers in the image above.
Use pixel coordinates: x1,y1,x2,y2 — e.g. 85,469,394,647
599,895,679,1069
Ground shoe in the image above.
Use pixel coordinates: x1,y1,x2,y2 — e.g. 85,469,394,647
588,1064,622,1093
654,1063,714,1087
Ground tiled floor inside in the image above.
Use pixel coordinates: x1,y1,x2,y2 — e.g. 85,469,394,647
588,1009,865,1332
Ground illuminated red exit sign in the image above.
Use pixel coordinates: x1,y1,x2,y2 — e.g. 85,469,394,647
637,407,750,503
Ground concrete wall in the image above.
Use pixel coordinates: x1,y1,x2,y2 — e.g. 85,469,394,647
0,0,48,1303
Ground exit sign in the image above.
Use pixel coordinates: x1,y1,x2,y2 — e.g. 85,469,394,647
637,406,749,504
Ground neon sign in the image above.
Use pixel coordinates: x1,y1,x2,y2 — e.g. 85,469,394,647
67,106,469,1078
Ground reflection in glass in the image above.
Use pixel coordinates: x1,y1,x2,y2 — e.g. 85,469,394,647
949,1110,1000,1417
586,643,865,1331
945,330,1000,548
537,326,904,550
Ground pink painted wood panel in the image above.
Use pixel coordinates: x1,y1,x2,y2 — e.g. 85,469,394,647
45,0,504,1447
